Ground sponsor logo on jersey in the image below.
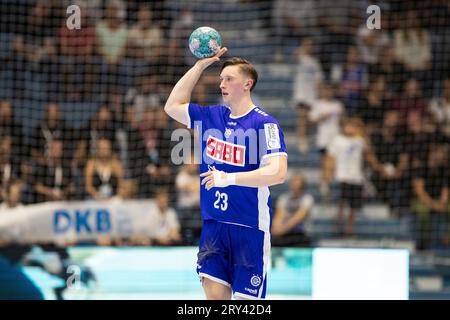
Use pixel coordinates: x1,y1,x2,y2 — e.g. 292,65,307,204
264,123,281,150
206,135,245,166
250,275,262,287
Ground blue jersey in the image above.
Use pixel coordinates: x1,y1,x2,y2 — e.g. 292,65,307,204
187,103,287,233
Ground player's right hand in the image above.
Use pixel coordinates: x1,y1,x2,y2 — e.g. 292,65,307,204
196,47,228,70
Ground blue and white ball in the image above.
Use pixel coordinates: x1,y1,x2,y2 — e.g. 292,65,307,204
189,26,222,59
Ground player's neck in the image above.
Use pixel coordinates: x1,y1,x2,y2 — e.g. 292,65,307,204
229,96,254,118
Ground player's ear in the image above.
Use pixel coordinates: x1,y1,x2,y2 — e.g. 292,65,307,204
244,78,253,91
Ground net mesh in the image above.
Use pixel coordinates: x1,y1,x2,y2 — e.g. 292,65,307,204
0,0,449,251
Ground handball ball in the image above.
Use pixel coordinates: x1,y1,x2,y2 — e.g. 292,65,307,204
189,26,222,59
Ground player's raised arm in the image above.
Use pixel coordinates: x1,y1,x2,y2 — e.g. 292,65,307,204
164,47,228,126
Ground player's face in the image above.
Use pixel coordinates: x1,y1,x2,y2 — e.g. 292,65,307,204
220,66,251,103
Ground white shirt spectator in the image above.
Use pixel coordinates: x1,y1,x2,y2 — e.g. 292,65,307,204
176,169,200,209
393,29,431,71
128,25,163,59
356,26,390,64
153,207,180,240
95,20,128,64
430,97,450,137
328,134,366,184
276,192,314,232
125,88,162,122
309,99,344,149
293,54,323,106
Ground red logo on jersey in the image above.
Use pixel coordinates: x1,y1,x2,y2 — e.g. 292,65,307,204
206,136,245,166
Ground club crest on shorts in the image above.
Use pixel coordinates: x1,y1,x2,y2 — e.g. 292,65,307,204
250,275,261,287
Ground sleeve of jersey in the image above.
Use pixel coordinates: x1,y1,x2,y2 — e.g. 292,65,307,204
187,103,211,129
259,117,288,163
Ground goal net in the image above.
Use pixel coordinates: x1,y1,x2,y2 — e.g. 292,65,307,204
0,0,449,252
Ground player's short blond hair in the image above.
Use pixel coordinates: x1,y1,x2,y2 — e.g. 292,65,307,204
221,57,258,91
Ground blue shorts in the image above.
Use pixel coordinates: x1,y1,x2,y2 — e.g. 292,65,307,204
196,220,270,299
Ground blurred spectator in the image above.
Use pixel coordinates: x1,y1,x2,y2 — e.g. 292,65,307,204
318,0,360,70
77,105,117,161
127,3,163,65
356,26,390,65
0,100,25,161
309,83,344,153
368,44,407,94
166,8,195,85
429,78,450,140
292,38,324,152
85,138,125,200
392,78,429,118
175,157,201,245
393,10,432,73
401,110,437,170
65,0,102,21
0,136,20,204
125,75,164,123
33,140,74,203
292,39,323,99
59,4,96,58
175,160,200,210
308,83,344,196
331,46,368,115
428,0,450,81
272,0,319,46
59,3,97,101
0,181,24,210
31,103,73,165
95,0,129,65
152,188,182,246
139,107,174,198
393,9,433,96
272,175,314,247
122,106,148,196
357,76,391,134
370,111,410,212
12,1,60,65
412,144,449,249
107,86,127,131
324,117,382,236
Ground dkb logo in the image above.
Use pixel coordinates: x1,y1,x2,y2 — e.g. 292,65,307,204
53,209,111,234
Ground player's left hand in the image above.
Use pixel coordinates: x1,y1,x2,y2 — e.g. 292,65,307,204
200,168,235,190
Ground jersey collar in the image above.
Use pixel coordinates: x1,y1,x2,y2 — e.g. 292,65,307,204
228,105,257,119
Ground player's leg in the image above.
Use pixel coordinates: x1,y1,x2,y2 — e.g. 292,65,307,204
229,225,269,300
202,277,232,300
196,220,233,300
